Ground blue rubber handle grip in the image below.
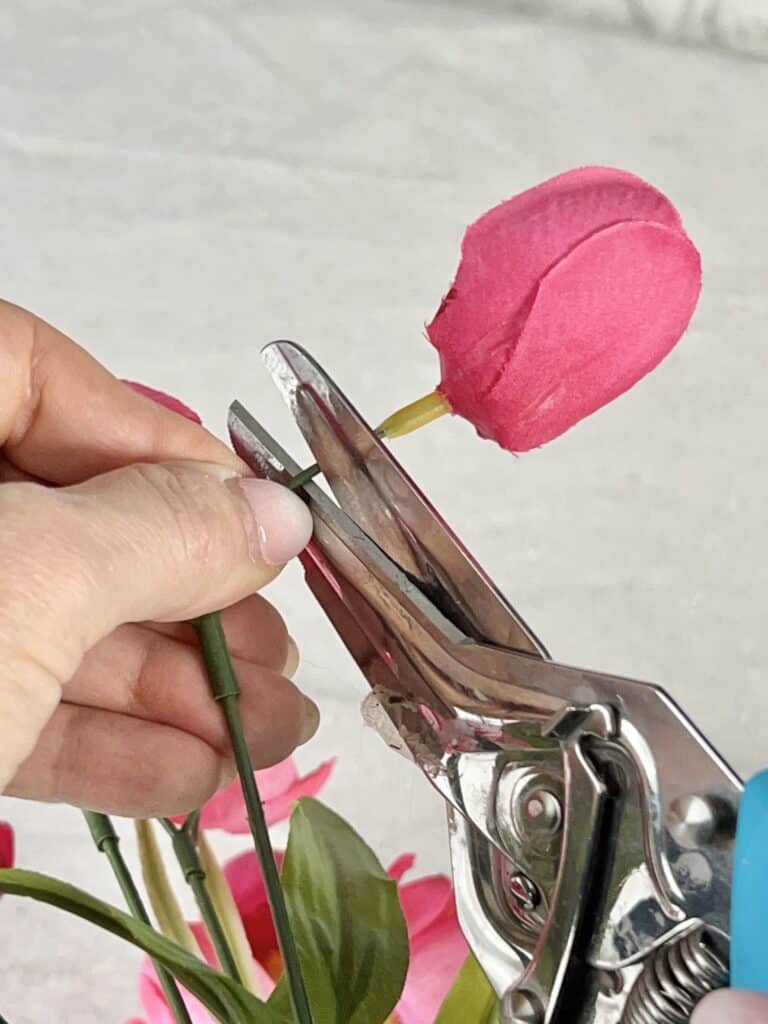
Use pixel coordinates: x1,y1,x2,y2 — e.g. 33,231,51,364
732,769,768,990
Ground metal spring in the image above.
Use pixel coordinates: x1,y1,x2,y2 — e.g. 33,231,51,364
621,925,729,1024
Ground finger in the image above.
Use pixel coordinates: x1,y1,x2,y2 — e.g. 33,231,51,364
56,623,311,752
692,989,768,1023
148,593,294,672
0,453,40,485
6,688,316,817
0,299,243,483
0,465,312,790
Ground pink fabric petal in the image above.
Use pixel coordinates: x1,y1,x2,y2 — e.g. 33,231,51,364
123,381,202,424
398,874,455,940
186,921,277,998
445,219,700,451
395,904,470,1024
0,821,14,869
387,853,416,882
430,166,681,358
189,922,218,968
197,759,334,833
255,759,301,801
224,849,283,962
136,943,275,1022
256,759,335,828
428,166,701,452
137,960,216,1024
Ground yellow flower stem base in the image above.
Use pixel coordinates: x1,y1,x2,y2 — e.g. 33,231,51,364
376,390,451,439
288,390,451,491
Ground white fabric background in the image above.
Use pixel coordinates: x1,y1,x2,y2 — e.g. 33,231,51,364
508,0,768,59
1,2,767,1021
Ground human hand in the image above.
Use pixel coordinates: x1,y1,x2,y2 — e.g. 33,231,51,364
693,990,768,1022
0,300,315,817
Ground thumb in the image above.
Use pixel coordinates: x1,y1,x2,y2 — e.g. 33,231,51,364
0,461,312,788
692,990,768,1022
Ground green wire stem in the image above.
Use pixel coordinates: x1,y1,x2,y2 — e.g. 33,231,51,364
159,817,241,983
191,612,312,1024
83,811,192,1024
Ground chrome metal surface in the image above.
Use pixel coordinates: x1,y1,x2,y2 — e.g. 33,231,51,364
501,989,544,1024
521,789,562,839
666,796,730,851
228,341,744,1024
620,925,729,1024
508,873,541,912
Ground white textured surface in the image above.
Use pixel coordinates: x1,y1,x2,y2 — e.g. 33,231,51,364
508,0,768,58
1,2,767,1021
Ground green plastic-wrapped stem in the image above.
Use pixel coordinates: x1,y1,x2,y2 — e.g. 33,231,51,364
192,612,312,1024
159,818,241,984
83,811,192,1024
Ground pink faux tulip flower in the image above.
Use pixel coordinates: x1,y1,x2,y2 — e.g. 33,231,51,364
427,166,702,452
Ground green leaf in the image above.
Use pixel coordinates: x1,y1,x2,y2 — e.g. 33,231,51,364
0,868,278,1024
434,954,500,1024
270,797,409,1024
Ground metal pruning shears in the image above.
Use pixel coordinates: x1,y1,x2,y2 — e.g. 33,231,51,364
228,341,768,1024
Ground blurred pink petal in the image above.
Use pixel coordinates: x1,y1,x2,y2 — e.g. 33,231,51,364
391,856,470,1024
0,821,13,869
396,909,470,1024
0,820,14,901
387,853,415,883
123,381,202,424
133,923,275,1024
195,758,334,834
136,962,216,1024
223,849,283,967
398,873,454,939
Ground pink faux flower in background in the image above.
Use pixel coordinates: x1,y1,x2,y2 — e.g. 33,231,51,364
181,758,334,834
127,755,466,1024
426,166,702,452
129,851,467,1024
227,850,470,1021
130,923,275,1024
0,821,14,904
128,756,333,1022
124,381,202,424
386,854,469,1024
0,821,14,871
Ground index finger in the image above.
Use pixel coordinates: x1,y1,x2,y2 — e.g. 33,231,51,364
0,300,244,483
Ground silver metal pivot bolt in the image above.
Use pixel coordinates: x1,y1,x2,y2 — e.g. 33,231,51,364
508,872,540,911
667,795,727,849
522,788,562,838
501,989,544,1024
